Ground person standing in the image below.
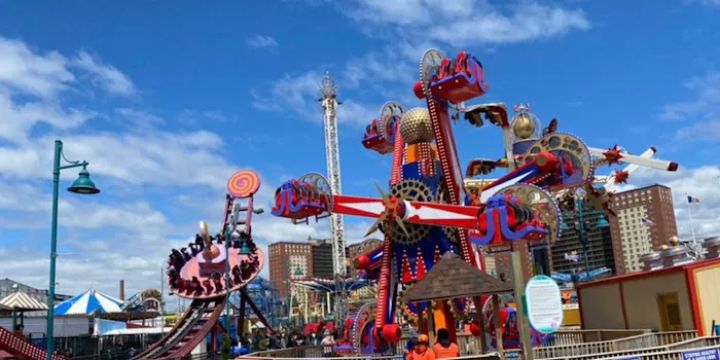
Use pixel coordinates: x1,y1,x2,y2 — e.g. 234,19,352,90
403,336,417,359
433,329,460,358
13,325,24,339
407,334,435,360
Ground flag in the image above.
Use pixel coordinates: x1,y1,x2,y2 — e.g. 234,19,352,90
687,196,701,204
641,217,655,226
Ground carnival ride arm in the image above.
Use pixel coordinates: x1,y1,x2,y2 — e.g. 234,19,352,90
589,146,677,171
331,194,482,229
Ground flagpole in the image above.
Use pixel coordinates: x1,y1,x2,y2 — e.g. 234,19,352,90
686,193,697,246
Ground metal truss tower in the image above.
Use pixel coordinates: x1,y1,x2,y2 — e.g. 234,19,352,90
319,72,348,325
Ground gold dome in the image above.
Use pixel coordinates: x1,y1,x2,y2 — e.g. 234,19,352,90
511,112,537,140
203,244,221,261
400,107,434,144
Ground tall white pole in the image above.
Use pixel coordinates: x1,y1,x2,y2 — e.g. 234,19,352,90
319,72,347,326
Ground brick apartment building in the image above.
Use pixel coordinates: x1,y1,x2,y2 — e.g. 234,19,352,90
609,184,678,273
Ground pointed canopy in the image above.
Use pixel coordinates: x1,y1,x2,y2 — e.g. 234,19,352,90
54,289,123,316
0,291,48,311
403,253,513,303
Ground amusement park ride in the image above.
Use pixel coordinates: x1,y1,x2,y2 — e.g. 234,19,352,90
131,171,272,360
0,49,681,360
272,48,678,354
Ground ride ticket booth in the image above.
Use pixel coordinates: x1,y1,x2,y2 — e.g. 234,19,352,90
403,253,513,356
577,257,720,335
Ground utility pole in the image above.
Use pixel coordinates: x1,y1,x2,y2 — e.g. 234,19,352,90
319,72,348,327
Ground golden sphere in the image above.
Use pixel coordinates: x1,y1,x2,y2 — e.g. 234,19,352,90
669,235,679,246
511,113,537,140
400,107,434,144
203,244,221,261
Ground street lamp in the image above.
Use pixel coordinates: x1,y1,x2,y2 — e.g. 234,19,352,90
47,140,99,360
561,195,609,281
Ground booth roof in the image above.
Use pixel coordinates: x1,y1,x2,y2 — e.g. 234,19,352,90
403,253,513,303
0,291,48,311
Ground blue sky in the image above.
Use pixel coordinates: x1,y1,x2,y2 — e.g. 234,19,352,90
0,0,719,299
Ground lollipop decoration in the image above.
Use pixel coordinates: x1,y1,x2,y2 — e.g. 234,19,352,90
227,170,261,199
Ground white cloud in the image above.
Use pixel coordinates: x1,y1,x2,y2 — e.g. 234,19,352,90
72,51,137,97
342,0,589,46
0,126,236,189
0,36,136,99
676,120,720,141
0,36,243,300
115,107,165,128
623,166,720,239
430,3,590,46
660,71,720,141
246,35,279,48
662,71,720,121
0,92,96,144
252,71,321,118
0,36,74,98
253,1,589,127
252,70,379,126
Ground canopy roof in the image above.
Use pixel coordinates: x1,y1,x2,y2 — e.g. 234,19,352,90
403,253,512,303
292,277,369,293
54,289,123,316
0,291,48,311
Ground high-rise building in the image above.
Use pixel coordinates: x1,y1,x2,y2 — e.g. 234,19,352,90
609,184,678,274
269,242,313,298
551,207,615,275
482,240,534,283
309,237,334,279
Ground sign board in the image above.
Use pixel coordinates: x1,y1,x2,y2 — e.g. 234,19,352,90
486,243,512,254
682,348,720,360
94,318,127,336
525,275,563,334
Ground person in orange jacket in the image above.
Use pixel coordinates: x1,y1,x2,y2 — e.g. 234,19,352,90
407,334,435,360
433,329,460,358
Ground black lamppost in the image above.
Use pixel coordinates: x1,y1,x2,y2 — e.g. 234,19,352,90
561,196,609,281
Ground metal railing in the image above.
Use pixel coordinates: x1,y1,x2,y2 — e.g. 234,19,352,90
239,330,701,360
547,328,651,346
534,331,698,359
594,344,720,360
666,336,720,350
241,349,501,360
396,333,481,356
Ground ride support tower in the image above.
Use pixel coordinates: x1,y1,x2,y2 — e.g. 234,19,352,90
319,72,348,326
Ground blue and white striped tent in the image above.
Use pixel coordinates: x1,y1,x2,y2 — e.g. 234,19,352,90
54,289,123,316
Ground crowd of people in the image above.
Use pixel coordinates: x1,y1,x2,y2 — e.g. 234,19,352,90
232,327,337,355
166,232,259,297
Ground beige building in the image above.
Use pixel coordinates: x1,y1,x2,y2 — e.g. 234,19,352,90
609,184,678,274
269,242,312,298
578,258,720,335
